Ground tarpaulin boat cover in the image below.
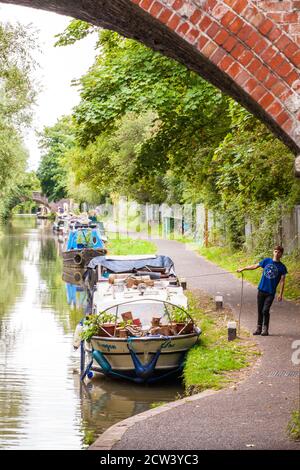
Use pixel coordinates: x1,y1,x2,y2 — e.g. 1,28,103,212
87,255,176,275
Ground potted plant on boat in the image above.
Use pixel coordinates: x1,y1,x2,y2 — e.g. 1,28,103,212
116,319,133,338
81,312,116,340
168,306,194,334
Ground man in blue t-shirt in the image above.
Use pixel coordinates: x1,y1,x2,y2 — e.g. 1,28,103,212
237,245,287,336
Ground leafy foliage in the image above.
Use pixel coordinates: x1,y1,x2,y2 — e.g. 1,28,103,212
37,116,74,201
0,22,37,218
52,22,300,252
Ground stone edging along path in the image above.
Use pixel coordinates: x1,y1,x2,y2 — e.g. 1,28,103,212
90,239,300,450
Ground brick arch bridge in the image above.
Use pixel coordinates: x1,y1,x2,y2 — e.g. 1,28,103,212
31,191,70,213
2,0,300,173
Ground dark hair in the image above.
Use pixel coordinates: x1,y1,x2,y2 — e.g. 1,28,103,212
274,245,284,254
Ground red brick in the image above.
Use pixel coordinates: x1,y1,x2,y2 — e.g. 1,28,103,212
167,13,181,30
264,74,278,89
275,35,293,53
232,0,248,14
219,55,235,72
223,0,236,6
266,13,282,23
199,16,212,32
239,50,254,66
266,101,282,117
286,71,299,87
258,92,274,108
244,78,258,94
198,36,209,50
205,0,217,11
247,11,265,29
253,38,268,55
251,85,266,101
176,22,190,36
158,7,173,24
214,30,229,46
210,48,227,65
190,10,202,25
237,24,254,42
206,23,220,39
140,0,154,10
248,58,263,75
259,19,274,36
256,66,269,82
282,120,292,133
268,27,282,42
271,82,288,99
261,46,277,64
291,51,300,68
220,10,235,27
223,36,237,52
186,28,200,43
269,54,285,69
227,62,242,79
172,0,183,9
276,110,290,126
284,43,299,60
228,18,243,34
245,31,261,48
149,1,164,16
281,12,299,22
202,41,218,58
276,61,293,78
231,43,245,59
235,70,251,86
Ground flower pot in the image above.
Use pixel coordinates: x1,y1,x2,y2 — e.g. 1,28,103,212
176,322,194,334
133,318,142,327
98,323,115,337
121,311,133,322
151,317,161,327
116,327,128,338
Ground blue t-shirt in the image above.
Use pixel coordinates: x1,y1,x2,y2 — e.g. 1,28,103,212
258,258,287,295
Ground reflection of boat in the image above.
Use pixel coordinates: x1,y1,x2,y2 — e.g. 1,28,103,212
63,227,106,268
53,216,66,233
62,268,85,286
76,255,201,384
77,373,183,435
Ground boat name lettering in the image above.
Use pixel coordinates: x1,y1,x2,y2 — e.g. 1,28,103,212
161,340,174,349
100,343,117,351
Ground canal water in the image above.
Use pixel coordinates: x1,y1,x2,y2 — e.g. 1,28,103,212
0,217,183,449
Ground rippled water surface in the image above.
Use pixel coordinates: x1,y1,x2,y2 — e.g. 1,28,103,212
0,217,182,449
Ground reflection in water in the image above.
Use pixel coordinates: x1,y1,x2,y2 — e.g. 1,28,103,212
0,217,182,449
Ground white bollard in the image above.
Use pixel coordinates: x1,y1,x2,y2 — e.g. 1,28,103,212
215,295,223,310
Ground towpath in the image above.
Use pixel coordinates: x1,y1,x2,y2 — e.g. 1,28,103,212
92,239,300,450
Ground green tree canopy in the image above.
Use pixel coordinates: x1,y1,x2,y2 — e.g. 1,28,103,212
0,22,37,218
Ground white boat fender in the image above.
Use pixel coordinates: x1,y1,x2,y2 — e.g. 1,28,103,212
73,323,83,349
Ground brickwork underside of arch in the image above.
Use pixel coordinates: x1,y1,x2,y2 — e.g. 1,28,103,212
2,0,300,158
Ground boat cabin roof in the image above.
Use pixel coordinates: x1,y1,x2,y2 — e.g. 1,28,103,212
87,254,175,275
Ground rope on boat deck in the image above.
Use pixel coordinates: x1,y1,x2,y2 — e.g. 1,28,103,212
179,270,245,336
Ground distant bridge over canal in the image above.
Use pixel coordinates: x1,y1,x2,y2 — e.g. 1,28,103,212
31,192,71,213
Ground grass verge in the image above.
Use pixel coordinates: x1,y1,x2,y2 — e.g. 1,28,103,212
183,290,260,395
107,237,157,255
287,410,300,440
197,246,300,303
